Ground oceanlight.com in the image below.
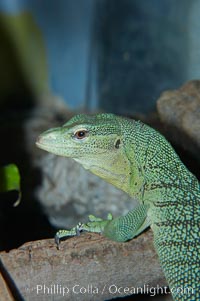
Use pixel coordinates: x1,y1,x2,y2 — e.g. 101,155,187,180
33,283,195,297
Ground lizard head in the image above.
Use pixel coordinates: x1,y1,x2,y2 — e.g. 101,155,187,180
36,113,132,192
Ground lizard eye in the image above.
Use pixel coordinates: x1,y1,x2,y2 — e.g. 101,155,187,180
74,129,88,140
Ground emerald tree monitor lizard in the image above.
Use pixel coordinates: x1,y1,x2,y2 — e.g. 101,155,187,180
36,113,200,301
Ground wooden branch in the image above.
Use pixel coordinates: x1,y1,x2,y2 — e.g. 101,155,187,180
0,230,170,301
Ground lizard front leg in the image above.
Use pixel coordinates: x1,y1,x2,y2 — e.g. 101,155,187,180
103,204,150,242
55,204,149,247
55,213,113,248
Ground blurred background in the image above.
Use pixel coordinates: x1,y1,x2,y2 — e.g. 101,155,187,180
0,0,200,114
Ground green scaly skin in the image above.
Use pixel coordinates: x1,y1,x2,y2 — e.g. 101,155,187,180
36,113,200,301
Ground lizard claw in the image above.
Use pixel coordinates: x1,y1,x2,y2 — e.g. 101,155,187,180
75,222,83,236
54,222,84,248
55,233,60,250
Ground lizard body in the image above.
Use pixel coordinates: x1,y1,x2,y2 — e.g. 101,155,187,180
36,113,200,301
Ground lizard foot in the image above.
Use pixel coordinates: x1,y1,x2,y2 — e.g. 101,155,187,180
55,213,113,249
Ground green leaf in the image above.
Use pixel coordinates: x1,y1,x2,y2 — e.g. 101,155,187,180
0,164,21,206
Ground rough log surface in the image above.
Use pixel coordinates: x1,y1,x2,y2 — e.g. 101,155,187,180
0,271,15,301
0,230,171,301
157,80,200,160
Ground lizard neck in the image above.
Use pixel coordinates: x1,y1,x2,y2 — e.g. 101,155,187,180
121,119,198,203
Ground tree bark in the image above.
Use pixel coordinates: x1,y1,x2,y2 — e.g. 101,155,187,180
0,230,171,301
